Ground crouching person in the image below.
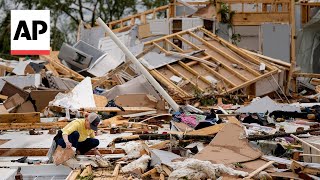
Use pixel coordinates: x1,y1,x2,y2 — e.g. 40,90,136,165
53,112,102,157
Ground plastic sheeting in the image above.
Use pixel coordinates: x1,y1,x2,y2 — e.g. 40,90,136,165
296,10,320,73
102,75,161,100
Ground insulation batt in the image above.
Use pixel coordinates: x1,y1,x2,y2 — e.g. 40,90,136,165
122,141,145,159
168,158,248,180
121,155,151,173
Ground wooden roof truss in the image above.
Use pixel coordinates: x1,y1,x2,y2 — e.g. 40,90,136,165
142,27,279,99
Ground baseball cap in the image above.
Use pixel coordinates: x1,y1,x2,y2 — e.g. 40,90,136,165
87,112,101,131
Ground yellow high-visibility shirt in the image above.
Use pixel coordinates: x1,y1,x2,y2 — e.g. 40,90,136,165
62,119,95,142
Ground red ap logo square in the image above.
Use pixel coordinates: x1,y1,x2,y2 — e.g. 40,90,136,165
11,10,50,55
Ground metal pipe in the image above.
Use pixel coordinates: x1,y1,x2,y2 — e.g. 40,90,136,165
96,18,180,111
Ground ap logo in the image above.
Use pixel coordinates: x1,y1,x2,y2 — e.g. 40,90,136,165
11,10,50,55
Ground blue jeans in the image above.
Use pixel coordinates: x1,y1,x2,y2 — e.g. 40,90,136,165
56,131,99,155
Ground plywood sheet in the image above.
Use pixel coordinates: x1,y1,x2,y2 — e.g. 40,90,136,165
138,23,152,39
16,101,36,113
0,112,40,123
30,90,62,112
194,123,262,164
94,94,108,107
115,94,157,108
4,93,24,109
187,123,226,135
53,145,75,165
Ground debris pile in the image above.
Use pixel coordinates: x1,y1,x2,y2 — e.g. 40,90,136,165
1,0,320,180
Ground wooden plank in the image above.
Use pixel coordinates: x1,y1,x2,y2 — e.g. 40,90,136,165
187,123,226,135
291,134,320,154
44,63,59,76
40,55,84,79
166,64,204,92
0,94,8,100
0,112,40,123
176,33,249,82
136,45,156,59
286,0,296,94
217,0,289,3
150,69,191,98
142,168,157,178
245,161,274,179
82,107,156,112
80,165,93,177
122,111,157,118
178,61,213,85
164,38,184,52
0,148,125,156
241,48,290,68
223,69,279,94
226,116,241,126
66,169,81,180
0,64,13,72
188,31,261,77
153,42,168,54
231,13,290,25
149,140,170,149
300,154,320,157
293,73,320,78
199,63,237,87
0,122,68,130
167,51,218,68
112,163,121,178
201,28,276,71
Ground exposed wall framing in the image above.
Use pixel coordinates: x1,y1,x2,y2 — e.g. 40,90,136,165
300,2,320,25
142,27,279,99
216,0,291,25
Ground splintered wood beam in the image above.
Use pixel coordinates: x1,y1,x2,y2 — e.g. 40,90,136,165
200,27,275,71
166,64,204,92
0,113,40,123
150,69,191,97
40,55,84,79
223,69,279,94
178,61,213,86
188,31,261,77
199,63,237,87
164,38,184,52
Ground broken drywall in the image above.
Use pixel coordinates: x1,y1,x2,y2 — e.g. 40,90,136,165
235,96,301,114
150,149,181,167
50,77,96,110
